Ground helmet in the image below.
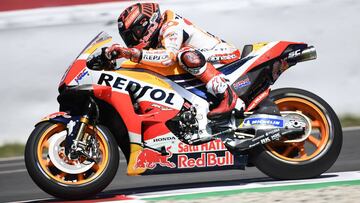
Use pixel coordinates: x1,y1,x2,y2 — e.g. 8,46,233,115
118,3,162,49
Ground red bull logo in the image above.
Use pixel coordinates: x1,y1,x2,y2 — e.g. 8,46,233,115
135,146,176,169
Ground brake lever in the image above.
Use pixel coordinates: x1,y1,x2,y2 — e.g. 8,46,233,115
111,50,119,60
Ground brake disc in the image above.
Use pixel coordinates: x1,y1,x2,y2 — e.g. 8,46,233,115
48,131,94,174
281,111,312,143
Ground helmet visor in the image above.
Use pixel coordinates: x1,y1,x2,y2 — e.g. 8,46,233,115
119,24,147,47
119,30,137,47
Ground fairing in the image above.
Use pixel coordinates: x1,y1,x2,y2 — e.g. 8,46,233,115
52,32,314,175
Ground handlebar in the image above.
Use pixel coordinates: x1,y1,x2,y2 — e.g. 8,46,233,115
86,48,117,70
110,51,119,60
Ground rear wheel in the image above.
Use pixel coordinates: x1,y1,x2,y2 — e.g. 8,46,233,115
25,122,119,199
250,88,342,179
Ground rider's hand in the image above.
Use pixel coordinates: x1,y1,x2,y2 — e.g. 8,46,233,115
86,48,116,70
105,44,141,63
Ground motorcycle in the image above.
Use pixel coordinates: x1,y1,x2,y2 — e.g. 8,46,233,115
25,32,342,199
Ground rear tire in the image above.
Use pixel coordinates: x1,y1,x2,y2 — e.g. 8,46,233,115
25,122,119,199
249,88,342,180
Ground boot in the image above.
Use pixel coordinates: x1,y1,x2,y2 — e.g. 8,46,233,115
207,86,238,120
196,63,244,120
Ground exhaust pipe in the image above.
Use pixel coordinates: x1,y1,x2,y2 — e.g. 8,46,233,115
287,46,317,63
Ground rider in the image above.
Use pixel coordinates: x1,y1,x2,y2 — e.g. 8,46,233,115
105,3,245,122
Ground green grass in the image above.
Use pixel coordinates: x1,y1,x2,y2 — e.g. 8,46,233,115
340,114,360,128
145,180,360,201
0,143,25,158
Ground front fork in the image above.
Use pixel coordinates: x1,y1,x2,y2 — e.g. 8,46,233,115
65,98,98,159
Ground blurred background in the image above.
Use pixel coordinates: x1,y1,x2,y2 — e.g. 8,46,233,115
0,0,359,152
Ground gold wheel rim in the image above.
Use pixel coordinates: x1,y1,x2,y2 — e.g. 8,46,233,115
265,97,330,162
36,123,109,185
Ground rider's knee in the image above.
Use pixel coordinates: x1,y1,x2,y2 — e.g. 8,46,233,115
178,49,206,75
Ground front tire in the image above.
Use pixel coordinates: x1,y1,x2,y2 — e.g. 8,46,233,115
250,88,342,179
25,122,119,199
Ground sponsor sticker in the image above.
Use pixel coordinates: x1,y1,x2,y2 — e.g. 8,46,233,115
75,69,89,83
244,118,284,127
98,73,176,106
177,151,234,169
178,139,227,153
135,147,176,169
142,54,169,61
246,89,270,111
153,136,176,142
208,53,237,62
176,139,234,169
233,77,251,89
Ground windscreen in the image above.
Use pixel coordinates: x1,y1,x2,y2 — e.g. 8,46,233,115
59,32,112,86
76,31,112,59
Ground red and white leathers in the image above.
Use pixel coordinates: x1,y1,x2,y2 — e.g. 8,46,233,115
107,10,245,120
138,10,241,67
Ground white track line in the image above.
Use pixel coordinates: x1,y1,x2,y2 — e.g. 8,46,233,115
0,169,27,175
98,200,146,203
0,156,24,162
7,171,360,203
342,126,360,132
0,156,128,162
0,162,24,168
0,159,127,175
8,197,54,203
136,171,360,199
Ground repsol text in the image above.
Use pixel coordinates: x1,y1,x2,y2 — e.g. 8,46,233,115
98,73,175,105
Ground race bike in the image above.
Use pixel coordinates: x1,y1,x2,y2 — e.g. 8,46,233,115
25,32,342,199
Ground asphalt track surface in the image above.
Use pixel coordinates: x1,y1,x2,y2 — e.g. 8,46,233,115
0,128,359,203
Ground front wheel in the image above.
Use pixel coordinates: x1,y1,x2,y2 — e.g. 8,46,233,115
250,88,342,180
25,122,119,199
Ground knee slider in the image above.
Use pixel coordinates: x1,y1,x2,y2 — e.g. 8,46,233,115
179,50,206,69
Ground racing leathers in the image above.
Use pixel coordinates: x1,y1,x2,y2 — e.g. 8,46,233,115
107,10,245,141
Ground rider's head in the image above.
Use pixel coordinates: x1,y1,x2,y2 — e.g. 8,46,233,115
118,3,162,49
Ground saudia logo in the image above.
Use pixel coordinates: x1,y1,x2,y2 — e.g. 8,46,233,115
177,140,234,169
98,73,175,105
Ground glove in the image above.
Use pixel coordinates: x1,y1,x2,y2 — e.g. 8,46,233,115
86,47,116,70
105,44,142,63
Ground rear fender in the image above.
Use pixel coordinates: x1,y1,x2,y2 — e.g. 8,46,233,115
247,42,307,71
